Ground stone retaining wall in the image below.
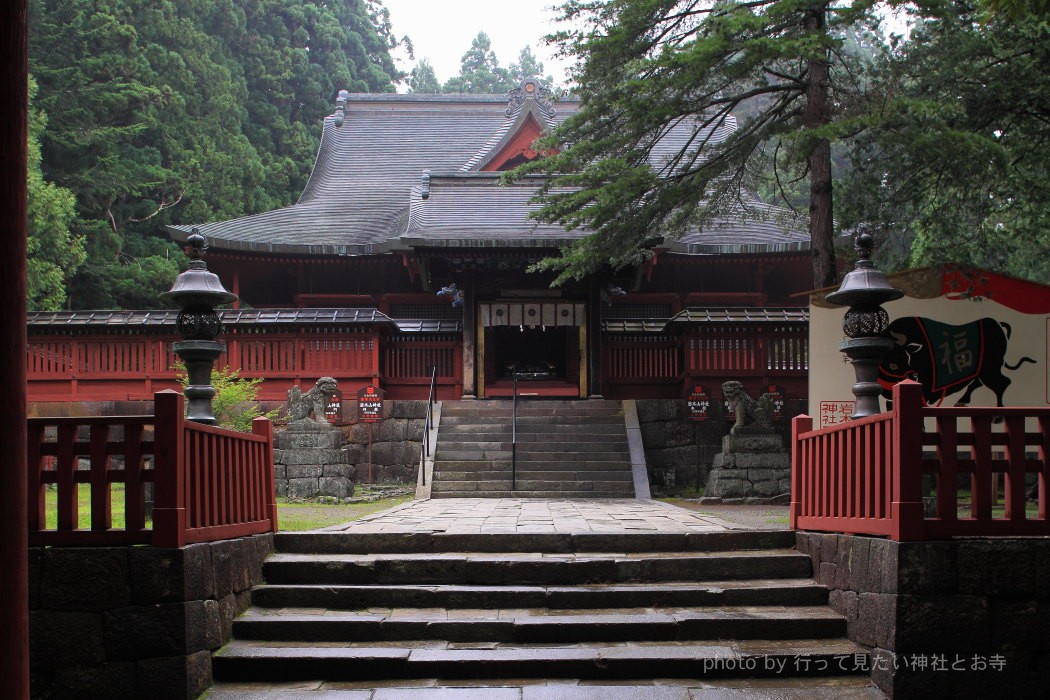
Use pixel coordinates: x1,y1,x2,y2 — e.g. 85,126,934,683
29,534,273,700
796,532,1050,699
339,400,427,484
635,399,804,493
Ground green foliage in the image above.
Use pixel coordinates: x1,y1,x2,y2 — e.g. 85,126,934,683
513,0,896,288
29,0,400,309
408,58,442,93
837,5,1050,282
175,363,279,432
508,46,554,87
26,76,85,310
443,32,517,94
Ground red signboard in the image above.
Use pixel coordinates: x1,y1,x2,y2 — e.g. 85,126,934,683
325,389,343,424
687,385,710,422
357,385,384,423
766,384,785,421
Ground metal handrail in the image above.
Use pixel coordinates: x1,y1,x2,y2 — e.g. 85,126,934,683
419,366,437,486
511,372,518,491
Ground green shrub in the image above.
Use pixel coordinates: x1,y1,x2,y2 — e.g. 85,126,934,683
174,362,278,432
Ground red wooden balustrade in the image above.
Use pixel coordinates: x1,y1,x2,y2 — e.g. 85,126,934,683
603,334,680,382
685,324,808,376
27,330,471,402
28,391,277,547
791,380,1050,541
382,334,462,391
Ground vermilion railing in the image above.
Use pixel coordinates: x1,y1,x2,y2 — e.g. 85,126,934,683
381,334,462,396
686,323,808,376
603,334,680,382
791,380,1050,541
27,331,381,401
28,391,277,547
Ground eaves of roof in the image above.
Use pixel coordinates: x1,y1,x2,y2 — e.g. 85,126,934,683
664,307,810,327
27,308,400,330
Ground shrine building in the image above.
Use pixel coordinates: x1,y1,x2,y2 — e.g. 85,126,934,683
27,79,810,407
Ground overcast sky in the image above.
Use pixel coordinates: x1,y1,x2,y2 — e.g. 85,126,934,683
381,0,575,88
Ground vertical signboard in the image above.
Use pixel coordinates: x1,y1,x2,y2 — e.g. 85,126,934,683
358,385,384,423
325,388,343,424
687,385,710,421
766,384,785,421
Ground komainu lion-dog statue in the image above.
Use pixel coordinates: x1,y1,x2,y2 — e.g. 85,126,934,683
286,377,339,424
722,380,775,434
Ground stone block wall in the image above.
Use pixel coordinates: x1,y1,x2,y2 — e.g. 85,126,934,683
635,398,804,493
29,534,273,700
341,400,427,484
273,423,354,500
796,533,1050,699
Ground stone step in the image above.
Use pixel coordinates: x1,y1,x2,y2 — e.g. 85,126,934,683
251,578,830,610
430,461,631,474
490,462,632,472
439,429,629,443
430,481,634,495
232,606,846,644
430,480,514,493
441,403,623,416
212,638,870,683
434,449,513,461
271,530,799,554
511,451,630,462
262,550,812,586
429,460,513,471
433,470,634,482
439,416,625,427
439,434,629,446
204,678,886,700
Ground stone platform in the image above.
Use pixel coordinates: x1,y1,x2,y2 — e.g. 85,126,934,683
318,497,747,535
701,433,791,505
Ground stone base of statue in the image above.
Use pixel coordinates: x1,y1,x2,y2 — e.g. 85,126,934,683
700,433,791,505
273,420,355,500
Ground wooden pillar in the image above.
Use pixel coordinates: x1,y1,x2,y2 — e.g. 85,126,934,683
0,2,30,696
460,271,476,398
587,279,602,397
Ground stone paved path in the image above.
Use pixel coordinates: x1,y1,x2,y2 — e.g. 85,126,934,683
320,498,751,535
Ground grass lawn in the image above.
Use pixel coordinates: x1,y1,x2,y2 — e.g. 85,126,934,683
276,495,413,531
41,484,414,532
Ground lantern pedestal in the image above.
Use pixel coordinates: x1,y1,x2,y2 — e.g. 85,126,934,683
173,339,225,425
839,336,895,420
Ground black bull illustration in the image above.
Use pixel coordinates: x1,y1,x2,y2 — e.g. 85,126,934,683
879,317,1036,407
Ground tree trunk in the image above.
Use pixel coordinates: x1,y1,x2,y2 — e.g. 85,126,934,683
804,5,837,288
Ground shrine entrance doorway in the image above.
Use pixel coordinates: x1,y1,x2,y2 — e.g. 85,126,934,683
478,301,587,398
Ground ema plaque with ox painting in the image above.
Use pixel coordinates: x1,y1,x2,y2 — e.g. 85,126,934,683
357,385,384,423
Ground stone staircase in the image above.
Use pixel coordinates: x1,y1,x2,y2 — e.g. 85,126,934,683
207,530,882,697
431,399,635,498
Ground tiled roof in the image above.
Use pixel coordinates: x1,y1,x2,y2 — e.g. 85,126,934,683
28,308,397,329
387,175,579,249
665,307,810,325
601,307,809,333
167,83,809,256
168,95,526,255
668,202,809,254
